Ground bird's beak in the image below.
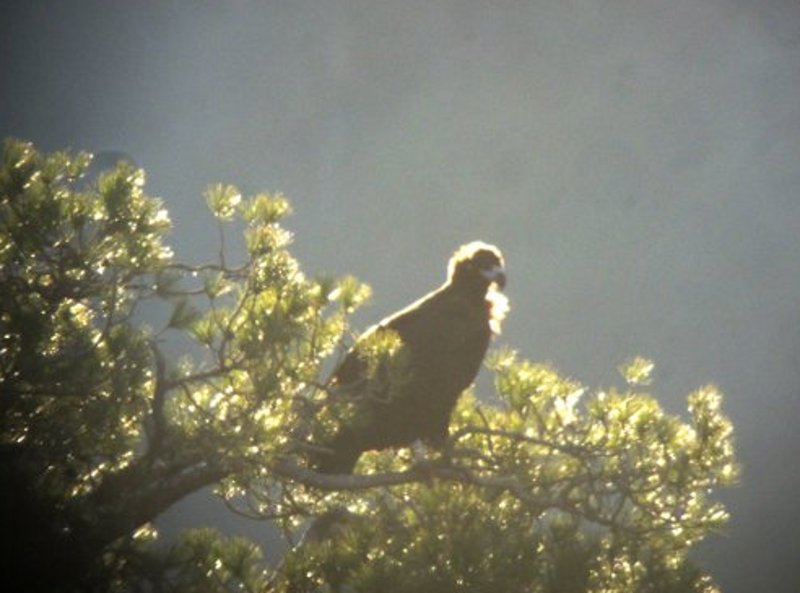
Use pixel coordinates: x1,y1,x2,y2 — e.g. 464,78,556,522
481,265,506,290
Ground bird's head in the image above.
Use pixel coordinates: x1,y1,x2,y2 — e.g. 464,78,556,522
448,241,508,333
448,241,507,291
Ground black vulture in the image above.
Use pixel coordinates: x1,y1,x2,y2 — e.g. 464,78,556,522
313,241,508,474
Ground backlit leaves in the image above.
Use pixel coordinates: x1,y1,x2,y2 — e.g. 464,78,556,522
205,183,241,221
278,350,737,592
620,356,655,386
0,139,371,591
0,139,738,593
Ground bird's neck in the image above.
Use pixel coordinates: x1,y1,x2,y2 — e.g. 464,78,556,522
448,278,491,306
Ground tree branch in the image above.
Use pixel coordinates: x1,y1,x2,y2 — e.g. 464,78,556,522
271,458,528,497
85,458,229,552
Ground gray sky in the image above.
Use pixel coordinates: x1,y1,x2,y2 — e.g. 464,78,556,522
2,1,799,591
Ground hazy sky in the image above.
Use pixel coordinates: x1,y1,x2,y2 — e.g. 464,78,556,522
2,2,799,591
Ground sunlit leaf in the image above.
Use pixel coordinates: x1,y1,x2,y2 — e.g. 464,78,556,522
205,183,242,220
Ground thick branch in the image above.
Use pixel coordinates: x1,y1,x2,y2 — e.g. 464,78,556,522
85,459,229,551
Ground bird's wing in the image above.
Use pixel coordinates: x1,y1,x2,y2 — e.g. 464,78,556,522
330,287,444,388
330,284,489,395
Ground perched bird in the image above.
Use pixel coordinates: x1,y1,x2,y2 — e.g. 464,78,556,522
313,241,508,474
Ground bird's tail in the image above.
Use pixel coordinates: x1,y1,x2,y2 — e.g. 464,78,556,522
312,433,362,474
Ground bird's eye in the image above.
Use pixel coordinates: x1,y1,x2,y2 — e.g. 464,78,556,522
479,263,506,288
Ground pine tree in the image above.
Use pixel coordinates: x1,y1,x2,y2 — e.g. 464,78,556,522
0,140,737,592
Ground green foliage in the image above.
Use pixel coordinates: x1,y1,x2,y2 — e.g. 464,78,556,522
205,184,242,221
128,528,274,593
1,140,168,476
0,139,356,591
274,354,736,593
277,485,717,593
0,140,737,593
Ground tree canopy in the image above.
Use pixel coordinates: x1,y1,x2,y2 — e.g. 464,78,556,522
0,139,738,593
